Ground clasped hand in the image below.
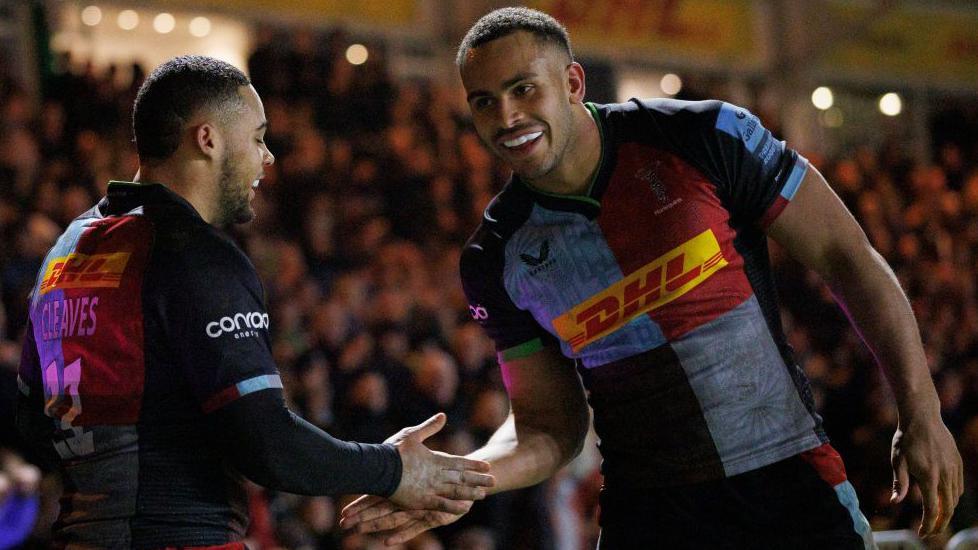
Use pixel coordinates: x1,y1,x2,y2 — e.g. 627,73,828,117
384,413,494,516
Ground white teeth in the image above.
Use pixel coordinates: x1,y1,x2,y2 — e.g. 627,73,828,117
503,131,542,148
251,180,260,189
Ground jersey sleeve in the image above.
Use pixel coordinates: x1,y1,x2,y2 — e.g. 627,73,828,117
639,99,809,230
460,236,558,362
162,237,281,414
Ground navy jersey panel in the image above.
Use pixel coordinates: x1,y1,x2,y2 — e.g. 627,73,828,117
460,99,825,488
142,197,281,415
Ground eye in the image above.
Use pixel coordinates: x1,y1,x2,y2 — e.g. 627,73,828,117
472,97,494,111
514,84,533,96
256,137,266,144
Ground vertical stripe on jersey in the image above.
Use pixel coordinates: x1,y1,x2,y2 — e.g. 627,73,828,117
668,296,822,477
579,344,724,486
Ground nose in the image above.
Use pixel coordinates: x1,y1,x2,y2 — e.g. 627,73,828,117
263,146,275,166
498,96,523,129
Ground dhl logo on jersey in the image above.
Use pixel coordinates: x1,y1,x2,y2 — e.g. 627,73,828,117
552,229,727,352
39,252,131,295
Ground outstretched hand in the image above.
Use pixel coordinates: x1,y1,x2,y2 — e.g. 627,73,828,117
385,413,494,515
890,416,963,538
341,494,467,546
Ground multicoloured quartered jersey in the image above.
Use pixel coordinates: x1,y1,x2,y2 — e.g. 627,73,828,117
461,99,825,488
17,182,279,547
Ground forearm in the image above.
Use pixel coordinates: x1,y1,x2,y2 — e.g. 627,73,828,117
825,245,939,420
468,411,587,494
213,390,402,496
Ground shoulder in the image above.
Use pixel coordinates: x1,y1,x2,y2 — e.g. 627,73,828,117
590,99,731,148
149,214,259,289
460,182,533,282
624,98,728,130
594,98,724,120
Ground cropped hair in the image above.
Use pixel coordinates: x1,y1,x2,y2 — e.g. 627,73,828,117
456,7,572,66
133,55,250,161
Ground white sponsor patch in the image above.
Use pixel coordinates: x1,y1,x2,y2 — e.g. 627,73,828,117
206,311,270,339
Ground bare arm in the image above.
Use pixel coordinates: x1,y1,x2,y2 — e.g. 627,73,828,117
467,345,590,493
340,345,590,543
768,165,963,537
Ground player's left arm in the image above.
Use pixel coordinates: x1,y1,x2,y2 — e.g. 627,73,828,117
767,165,963,537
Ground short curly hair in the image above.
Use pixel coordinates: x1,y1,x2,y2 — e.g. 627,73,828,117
133,55,250,161
456,7,573,67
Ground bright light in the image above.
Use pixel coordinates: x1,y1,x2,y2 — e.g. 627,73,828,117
660,73,682,96
189,16,211,37
346,44,369,65
81,6,102,26
811,87,833,110
117,9,139,30
153,13,176,34
879,93,902,116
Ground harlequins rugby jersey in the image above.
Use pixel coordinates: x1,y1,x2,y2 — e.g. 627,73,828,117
461,99,825,488
17,182,281,547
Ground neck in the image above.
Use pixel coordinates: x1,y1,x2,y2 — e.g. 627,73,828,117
135,159,217,224
525,103,601,196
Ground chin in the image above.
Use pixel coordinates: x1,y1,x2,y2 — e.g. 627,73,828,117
236,208,256,225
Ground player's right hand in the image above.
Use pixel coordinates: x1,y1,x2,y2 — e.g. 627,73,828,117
341,494,467,546
386,413,494,514
889,413,963,539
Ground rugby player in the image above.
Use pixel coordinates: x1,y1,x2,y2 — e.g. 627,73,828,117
340,7,962,548
15,55,492,548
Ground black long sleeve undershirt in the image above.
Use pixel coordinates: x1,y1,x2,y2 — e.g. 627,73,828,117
211,388,402,497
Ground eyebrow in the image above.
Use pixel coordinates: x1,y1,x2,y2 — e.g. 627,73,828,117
255,121,268,131
466,72,537,102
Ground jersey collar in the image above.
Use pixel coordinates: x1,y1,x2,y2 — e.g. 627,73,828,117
511,102,616,219
102,180,203,220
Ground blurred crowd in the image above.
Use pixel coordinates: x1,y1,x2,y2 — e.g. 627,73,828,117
1,26,977,550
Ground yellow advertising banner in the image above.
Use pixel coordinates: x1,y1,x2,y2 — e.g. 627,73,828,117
523,0,762,67
820,2,978,86
149,0,417,27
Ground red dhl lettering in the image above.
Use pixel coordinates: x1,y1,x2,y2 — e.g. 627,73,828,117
39,252,131,295
552,229,727,352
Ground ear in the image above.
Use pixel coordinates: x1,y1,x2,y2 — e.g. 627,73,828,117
567,62,586,103
194,122,223,160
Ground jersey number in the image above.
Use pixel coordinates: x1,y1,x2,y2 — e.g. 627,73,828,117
42,358,94,458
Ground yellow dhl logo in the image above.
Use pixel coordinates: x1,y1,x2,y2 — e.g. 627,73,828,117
39,252,131,295
552,229,727,352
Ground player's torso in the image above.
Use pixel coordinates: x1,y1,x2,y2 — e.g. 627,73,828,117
27,192,248,546
493,104,824,487
503,140,753,366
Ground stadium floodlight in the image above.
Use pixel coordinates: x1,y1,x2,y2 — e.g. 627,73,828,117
153,13,176,34
661,73,682,96
117,9,139,31
346,44,369,66
81,6,102,26
811,87,833,110
189,16,211,37
879,93,902,116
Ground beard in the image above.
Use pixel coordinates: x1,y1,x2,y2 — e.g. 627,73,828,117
216,150,254,226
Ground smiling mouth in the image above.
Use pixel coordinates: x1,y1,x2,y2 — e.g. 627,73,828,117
502,131,543,149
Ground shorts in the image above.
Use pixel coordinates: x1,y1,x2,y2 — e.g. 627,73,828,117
596,444,875,549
